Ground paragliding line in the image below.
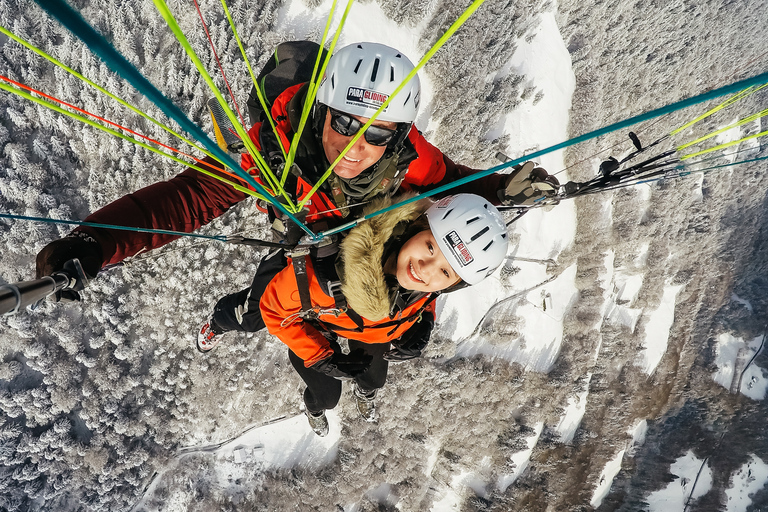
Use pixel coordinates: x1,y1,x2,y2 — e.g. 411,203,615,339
33,0,314,238
297,0,489,211
153,0,292,208
0,78,263,198
285,0,351,187
192,0,245,126
0,24,211,158
318,71,768,238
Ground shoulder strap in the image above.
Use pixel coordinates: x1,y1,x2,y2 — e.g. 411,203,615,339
290,248,316,320
247,41,328,125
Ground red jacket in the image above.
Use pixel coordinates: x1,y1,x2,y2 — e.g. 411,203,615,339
76,84,504,268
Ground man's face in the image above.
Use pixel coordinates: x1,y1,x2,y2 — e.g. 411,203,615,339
395,230,461,293
321,109,397,179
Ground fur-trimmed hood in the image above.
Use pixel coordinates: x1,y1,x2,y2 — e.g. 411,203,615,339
339,194,432,321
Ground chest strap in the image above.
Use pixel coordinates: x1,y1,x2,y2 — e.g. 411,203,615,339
286,249,364,331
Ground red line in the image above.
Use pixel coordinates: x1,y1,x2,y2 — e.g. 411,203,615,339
0,73,253,187
193,0,247,127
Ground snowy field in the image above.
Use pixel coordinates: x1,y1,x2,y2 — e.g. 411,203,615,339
1,0,768,510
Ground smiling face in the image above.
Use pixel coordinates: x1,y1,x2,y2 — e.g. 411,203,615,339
395,230,462,293
321,109,395,179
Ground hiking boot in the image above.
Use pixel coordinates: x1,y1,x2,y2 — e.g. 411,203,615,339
197,318,225,353
305,410,329,437
353,384,377,423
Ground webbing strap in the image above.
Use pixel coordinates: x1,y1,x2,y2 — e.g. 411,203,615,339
291,251,315,318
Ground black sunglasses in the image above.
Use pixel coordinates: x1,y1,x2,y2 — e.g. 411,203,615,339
327,108,400,146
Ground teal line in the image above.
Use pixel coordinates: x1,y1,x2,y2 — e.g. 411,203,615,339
319,71,768,238
33,0,314,239
0,213,228,242
639,153,768,184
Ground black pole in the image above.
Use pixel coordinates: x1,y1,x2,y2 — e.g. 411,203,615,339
0,259,87,316
0,273,70,315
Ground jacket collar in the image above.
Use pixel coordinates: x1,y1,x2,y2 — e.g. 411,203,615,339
338,194,432,321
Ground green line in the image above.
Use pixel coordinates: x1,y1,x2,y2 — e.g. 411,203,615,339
284,0,350,186
152,0,294,211
33,0,312,238
0,213,229,242
297,0,488,210
219,0,286,164
676,108,768,151
0,24,214,159
0,79,267,201
670,83,768,136
680,145,762,167
317,69,768,238
680,129,768,160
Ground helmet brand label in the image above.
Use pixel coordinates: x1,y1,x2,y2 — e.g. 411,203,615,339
347,87,389,110
444,230,473,267
434,197,453,209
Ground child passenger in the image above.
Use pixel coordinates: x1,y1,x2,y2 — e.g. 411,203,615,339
203,194,508,436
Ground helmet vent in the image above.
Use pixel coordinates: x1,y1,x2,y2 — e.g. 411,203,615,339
390,65,396,82
353,59,363,74
441,208,454,220
404,91,412,104
466,215,481,224
371,58,380,82
470,226,489,241
482,240,493,251
331,75,335,88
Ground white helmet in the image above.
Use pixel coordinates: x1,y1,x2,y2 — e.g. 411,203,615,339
316,42,421,124
426,194,509,285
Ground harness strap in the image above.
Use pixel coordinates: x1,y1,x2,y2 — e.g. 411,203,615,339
287,250,436,337
290,249,316,320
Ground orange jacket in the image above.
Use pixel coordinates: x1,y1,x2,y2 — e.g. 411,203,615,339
260,195,437,366
259,255,435,366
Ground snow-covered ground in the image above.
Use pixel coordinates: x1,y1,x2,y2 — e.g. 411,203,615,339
638,282,685,375
646,450,712,512
724,455,768,512
2,0,768,510
713,332,768,399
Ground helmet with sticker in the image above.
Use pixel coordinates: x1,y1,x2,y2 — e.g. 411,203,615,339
426,194,509,285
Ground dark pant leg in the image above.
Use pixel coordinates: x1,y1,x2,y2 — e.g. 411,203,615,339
289,349,342,413
212,249,287,332
349,339,391,393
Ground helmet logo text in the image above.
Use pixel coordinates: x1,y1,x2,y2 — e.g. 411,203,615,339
346,87,389,110
444,231,474,267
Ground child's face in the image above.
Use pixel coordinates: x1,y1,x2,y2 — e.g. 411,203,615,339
395,230,461,292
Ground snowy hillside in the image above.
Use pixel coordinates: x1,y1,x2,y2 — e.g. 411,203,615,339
1,0,768,511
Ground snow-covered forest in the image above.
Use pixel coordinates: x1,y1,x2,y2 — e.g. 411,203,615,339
1,0,767,510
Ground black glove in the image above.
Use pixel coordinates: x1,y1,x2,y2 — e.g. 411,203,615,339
499,161,560,206
384,314,434,362
36,232,103,301
310,349,373,380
